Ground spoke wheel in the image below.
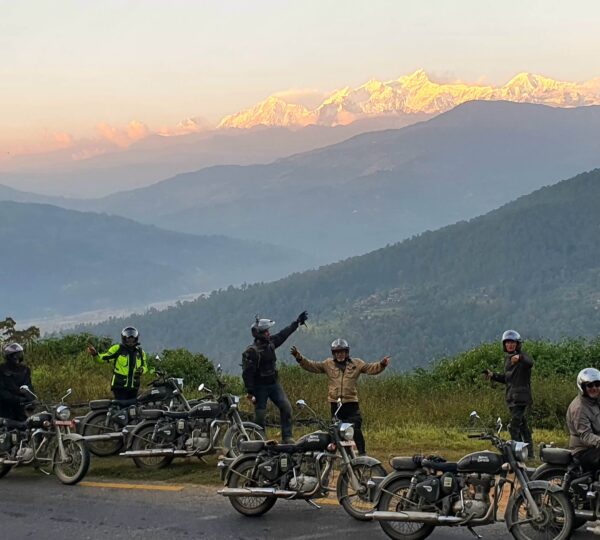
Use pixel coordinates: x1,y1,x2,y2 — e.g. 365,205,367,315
338,462,387,521
506,487,573,540
53,440,90,485
377,477,435,540
130,424,174,469
81,411,123,457
227,460,276,517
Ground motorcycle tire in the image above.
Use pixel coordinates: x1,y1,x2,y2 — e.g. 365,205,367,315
81,410,123,457
53,439,91,485
377,477,435,540
505,487,573,540
337,462,387,521
227,460,277,517
532,467,587,530
130,424,174,469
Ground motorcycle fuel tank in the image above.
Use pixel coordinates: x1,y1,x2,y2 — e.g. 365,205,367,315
457,451,503,474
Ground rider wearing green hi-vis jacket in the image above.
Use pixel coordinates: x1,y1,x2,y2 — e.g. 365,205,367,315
86,326,149,400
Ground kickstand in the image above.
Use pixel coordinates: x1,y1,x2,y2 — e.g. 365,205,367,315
305,499,321,510
467,526,482,539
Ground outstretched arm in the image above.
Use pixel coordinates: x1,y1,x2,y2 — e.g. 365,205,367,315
291,346,326,374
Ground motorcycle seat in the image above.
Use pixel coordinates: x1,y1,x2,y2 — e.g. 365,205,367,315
1,418,27,430
89,399,112,410
111,398,138,407
239,440,267,453
422,458,458,473
390,457,419,471
540,447,573,465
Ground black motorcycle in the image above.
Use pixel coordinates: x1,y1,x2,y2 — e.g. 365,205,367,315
0,387,90,485
530,443,598,531
218,399,387,521
120,366,264,468
367,412,573,540
80,367,193,457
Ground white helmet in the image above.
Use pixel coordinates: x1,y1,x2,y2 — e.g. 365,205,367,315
251,317,275,339
577,368,600,395
3,343,24,362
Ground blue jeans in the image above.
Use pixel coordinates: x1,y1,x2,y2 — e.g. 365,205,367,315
253,382,293,440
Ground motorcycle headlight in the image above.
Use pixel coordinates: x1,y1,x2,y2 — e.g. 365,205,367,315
56,405,71,420
340,422,354,441
233,395,240,405
512,441,529,462
175,378,184,388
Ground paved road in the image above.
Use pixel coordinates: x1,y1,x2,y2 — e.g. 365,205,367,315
0,473,595,540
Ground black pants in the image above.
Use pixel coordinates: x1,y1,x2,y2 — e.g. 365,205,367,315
331,402,365,455
574,447,600,472
112,388,138,401
508,405,534,457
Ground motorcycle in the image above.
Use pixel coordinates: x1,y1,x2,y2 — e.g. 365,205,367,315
80,366,194,457
218,399,387,521
530,443,598,531
120,365,264,468
367,412,573,540
0,386,90,485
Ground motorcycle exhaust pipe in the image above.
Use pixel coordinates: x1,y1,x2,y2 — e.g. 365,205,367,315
574,510,595,520
82,433,124,442
0,459,18,465
120,449,190,458
218,487,298,498
367,511,464,524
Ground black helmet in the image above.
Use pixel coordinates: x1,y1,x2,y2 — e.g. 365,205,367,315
3,343,24,363
501,329,521,352
121,326,139,346
331,338,350,355
251,317,275,340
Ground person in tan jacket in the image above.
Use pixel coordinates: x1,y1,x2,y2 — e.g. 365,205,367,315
290,338,390,455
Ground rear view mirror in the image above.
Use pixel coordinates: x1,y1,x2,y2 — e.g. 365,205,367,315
296,399,307,408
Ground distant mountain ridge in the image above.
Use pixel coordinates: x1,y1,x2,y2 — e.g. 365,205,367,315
70,101,600,261
218,69,600,128
0,201,310,319
78,168,600,372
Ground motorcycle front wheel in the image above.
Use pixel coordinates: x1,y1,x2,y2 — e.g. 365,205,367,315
227,460,277,517
337,462,387,521
53,439,90,485
377,477,435,540
81,410,123,457
130,424,175,469
506,487,573,540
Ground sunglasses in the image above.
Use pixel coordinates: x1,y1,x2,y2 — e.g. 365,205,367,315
585,381,600,389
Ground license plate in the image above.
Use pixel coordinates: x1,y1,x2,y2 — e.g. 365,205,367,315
55,420,75,427
340,441,354,446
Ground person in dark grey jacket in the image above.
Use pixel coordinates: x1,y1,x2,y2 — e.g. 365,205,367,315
484,329,534,458
566,367,600,470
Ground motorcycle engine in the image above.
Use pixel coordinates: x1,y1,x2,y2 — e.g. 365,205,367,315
16,445,35,463
452,473,493,518
289,474,318,493
185,428,210,451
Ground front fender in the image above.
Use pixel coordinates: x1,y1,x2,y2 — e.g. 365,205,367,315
336,455,386,500
529,463,565,481
371,470,417,506
223,454,259,485
522,480,563,493
62,432,85,443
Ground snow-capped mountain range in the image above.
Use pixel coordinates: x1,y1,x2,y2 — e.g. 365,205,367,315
218,69,600,128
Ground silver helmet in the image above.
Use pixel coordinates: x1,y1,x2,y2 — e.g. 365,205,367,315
251,317,275,339
331,338,350,354
121,326,139,345
577,368,600,395
501,330,522,352
3,343,24,362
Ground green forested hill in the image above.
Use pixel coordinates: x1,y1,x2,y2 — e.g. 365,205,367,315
0,201,308,318
79,169,600,371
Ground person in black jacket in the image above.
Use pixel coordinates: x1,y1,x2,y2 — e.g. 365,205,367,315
242,311,307,443
484,329,534,459
0,343,35,421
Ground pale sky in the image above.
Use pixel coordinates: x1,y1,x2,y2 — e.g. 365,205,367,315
1,0,600,153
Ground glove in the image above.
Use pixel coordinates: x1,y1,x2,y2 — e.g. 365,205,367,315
296,311,308,325
290,346,301,360
381,356,390,367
